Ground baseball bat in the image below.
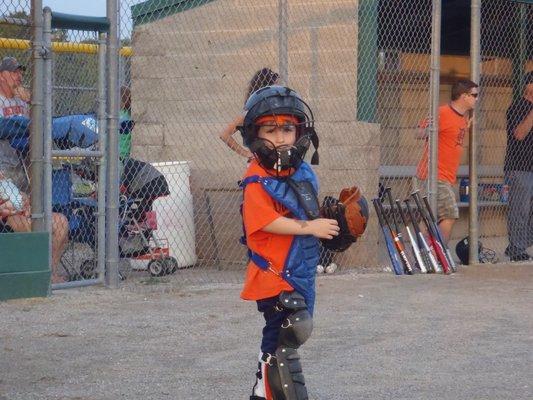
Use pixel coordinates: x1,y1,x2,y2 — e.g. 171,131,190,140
422,195,458,273
383,188,414,274
405,199,439,273
411,191,451,274
373,198,403,275
396,199,427,273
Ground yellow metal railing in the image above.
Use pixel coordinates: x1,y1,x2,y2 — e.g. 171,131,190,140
0,37,132,57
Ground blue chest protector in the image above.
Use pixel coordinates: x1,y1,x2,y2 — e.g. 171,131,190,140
240,162,320,314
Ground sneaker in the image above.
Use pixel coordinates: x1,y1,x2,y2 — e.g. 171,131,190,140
325,262,338,274
316,264,325,274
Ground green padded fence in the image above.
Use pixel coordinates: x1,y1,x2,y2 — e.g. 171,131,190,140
0,232,50,301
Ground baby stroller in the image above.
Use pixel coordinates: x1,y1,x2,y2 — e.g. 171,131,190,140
58,157,179,280
118,158,179,277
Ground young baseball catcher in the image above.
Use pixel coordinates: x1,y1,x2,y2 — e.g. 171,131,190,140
238,85,368,400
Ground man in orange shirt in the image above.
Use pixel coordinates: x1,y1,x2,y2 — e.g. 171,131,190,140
416,79,479,244
239,85,339,400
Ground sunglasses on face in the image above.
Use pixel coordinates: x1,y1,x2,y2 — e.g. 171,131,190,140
468,92,479,98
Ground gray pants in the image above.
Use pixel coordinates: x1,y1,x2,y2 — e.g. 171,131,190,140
506,171,533,253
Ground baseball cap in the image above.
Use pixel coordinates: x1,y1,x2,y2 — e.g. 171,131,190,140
0,57,26,72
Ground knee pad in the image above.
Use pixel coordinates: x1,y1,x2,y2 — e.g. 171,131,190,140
278,291,313,348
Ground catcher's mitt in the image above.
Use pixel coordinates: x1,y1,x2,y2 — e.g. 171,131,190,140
320,186,369,252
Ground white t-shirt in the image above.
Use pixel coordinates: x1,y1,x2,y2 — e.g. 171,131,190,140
0,94,29,190
0,95,29,118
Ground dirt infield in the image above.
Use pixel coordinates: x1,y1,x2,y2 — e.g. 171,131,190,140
1,264,532,400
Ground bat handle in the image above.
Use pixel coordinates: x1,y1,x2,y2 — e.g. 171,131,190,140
396,199,408,226
422,195,437,223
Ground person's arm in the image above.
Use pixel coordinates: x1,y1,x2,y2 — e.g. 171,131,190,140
262,216,339,239
415,117,431,140
219,115,253,158
513,108,533,141
20,192,30,217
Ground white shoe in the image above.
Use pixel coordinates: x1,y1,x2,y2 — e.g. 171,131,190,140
316,264,325,274
325,263,338,274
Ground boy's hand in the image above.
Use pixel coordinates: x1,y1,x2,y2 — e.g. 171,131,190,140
306,218,339,239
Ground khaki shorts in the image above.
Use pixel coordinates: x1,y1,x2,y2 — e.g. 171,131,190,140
416,179,459,221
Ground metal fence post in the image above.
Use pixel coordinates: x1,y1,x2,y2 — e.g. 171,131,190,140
30,0,45,233
42,6,52,268
428,0,442,213
97,33,108,281
469,0,481,265
278,0,288,85
106,0,120,288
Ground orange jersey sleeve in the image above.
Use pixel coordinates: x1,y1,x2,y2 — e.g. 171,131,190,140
240,161,295,301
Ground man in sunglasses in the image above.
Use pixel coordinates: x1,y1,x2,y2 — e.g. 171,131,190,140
416,79,479,245
503,71,533,262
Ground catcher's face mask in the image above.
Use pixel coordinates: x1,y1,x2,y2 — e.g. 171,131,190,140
251,114,311,175
240,85,319,165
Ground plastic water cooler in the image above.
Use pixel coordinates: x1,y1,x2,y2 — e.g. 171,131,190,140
151,161,197,268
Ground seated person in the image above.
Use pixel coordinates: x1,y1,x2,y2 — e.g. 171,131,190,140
0,57,68,283
1,171,69,283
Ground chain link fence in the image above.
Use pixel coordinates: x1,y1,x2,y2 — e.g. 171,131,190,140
1,0,531,290
477,0,532,263
117,0,384,283
49,29,101,285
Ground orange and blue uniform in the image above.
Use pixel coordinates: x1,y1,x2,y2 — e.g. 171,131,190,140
240,159,320,354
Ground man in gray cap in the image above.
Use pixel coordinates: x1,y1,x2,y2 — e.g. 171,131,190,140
504,71,533,262
0,56,68,282
0,56,30,104
0,56,30,192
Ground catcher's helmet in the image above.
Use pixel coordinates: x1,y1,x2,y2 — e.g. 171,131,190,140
455,236,497,265
240,85,319,171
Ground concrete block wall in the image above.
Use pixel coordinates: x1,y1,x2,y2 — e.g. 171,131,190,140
130,0,382,268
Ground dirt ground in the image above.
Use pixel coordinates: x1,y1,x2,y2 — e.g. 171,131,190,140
1,264,532,400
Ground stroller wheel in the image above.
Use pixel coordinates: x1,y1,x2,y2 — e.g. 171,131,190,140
164,257,179,274
80,259,97,280
148,259,165,277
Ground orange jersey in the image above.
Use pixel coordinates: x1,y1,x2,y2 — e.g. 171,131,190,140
416,104,468,184
240,160,295,301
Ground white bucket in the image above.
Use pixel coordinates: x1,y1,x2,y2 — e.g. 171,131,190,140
150,161,197,268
